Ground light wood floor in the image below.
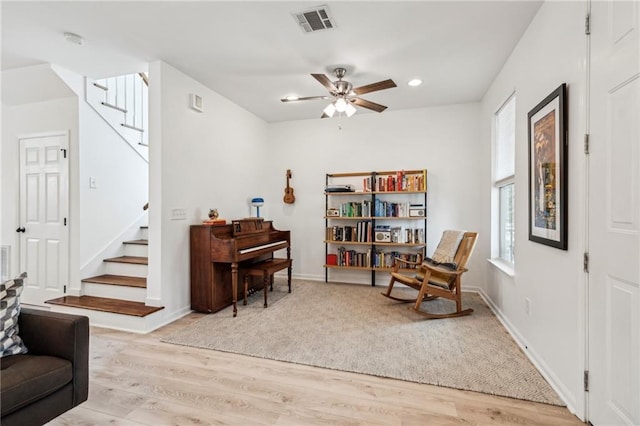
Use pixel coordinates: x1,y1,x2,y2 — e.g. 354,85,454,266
49,313,585,426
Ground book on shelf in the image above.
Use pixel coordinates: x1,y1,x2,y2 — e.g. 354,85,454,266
403,228,425,244
362,177,373,193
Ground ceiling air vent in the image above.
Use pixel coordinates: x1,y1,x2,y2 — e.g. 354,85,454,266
292,5,335,33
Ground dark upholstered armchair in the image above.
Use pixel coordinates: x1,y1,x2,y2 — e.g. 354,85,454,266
1,308,89,426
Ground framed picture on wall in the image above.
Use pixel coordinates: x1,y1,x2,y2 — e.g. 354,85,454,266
528,83,568,250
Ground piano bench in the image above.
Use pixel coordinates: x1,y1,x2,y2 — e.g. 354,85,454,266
242,258,292,308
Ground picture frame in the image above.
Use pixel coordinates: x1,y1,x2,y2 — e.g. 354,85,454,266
528,83,567,250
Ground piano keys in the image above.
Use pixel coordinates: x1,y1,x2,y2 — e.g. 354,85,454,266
190,218,291,315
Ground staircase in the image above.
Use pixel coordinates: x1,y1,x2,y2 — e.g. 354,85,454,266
47,70,155,331
47,226,164,331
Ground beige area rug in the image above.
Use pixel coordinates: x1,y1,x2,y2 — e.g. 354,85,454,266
162,280,563,406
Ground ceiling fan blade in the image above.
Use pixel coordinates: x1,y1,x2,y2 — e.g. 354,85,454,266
352,79,397,95
352,98,388,113
280,95,331,103
311,73,338,93
321,113,330,119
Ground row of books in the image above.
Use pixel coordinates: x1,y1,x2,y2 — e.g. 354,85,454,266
374,200,415,217
327,225,425,244
335,201,423,218
361,172,425,192
338,201,372,218
327,222,372,242
333,247,424,268
376,226,425,244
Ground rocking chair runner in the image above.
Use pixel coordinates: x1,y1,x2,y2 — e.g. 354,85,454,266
381,231,478,319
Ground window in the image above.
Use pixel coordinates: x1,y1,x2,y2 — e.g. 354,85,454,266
494,95,516,265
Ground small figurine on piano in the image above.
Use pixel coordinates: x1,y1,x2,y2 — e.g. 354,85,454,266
203,208,226,225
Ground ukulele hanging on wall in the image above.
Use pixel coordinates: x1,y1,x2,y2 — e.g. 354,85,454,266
283,169,295,204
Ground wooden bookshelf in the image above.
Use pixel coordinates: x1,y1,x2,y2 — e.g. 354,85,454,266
324,169,427,286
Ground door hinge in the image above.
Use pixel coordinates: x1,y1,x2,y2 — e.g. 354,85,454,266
60,148,67,158
584,370,589,391
584,134,590,154
64,218,67,226
583,252,589,273
585,13,591,35
63,285,67,293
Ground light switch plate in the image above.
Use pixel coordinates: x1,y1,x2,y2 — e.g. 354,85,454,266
170,208,187,220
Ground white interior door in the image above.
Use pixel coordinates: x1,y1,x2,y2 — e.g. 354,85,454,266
588,1,640,424
18,133,69,305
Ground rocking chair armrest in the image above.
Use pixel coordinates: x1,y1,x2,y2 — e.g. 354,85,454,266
393,257,421,266
423,262,467,276
392,257,421,272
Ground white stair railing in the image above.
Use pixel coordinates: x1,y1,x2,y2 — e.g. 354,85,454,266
86,72,149,154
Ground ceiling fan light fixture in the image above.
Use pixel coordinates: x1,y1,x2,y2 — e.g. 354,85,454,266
323,103,336,118
335,97,347,112
292,67,395,119
345,102,357,117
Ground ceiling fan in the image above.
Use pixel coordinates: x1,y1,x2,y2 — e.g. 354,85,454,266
281,67,397,118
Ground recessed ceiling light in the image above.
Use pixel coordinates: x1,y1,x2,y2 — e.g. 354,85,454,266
64,32,84,46
408,79,423,87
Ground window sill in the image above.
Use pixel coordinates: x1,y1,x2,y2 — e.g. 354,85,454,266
487,258,515,278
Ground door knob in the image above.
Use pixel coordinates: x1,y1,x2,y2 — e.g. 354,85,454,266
16,227,25,233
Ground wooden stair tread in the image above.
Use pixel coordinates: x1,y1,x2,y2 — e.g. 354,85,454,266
104,255,148,265
123,239,148,245
81,274,146,288
46,296,163,317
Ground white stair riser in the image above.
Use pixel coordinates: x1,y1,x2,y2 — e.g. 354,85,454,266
124,244,148,257
139,228,148,240
104,262,147,278
47,304,163,333
83,282,146,303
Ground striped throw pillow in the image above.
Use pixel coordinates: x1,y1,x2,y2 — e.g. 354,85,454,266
0,272,28,357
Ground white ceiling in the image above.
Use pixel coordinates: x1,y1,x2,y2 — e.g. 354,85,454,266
1,1,542,123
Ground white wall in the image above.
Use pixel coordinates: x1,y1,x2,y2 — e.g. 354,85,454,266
1,97,78,281
77,99,149,272
480,1,586,416
267,103,486,286
147,61,269,323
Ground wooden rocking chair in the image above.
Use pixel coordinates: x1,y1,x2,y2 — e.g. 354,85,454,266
381,231,478,319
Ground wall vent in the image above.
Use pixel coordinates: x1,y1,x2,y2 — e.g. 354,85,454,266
1,246,10,282
292,5,335,33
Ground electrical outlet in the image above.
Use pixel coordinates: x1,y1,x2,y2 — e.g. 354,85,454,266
170,208,187,220
525,298,531,316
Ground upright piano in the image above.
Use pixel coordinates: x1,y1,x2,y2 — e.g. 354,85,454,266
190,218,291,315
